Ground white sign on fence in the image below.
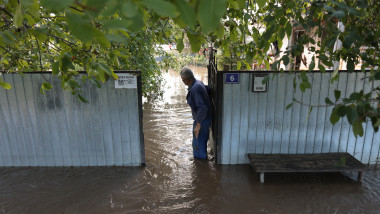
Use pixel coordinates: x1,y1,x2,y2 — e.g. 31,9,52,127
115,74,137,89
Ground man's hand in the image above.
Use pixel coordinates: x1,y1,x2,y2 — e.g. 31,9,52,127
194,123,201,139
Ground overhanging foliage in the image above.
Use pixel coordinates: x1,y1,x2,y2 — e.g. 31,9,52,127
0,0,379,136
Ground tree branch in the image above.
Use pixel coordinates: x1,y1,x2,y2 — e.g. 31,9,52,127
34,35,43,72
45,41,62,52
69,6,84,13
293,98,379,108
0,6,13,18
47,34,78,48
74,1,98,12
40,16,65,19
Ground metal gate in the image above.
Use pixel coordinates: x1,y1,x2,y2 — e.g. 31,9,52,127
0,71,144,167
207,52,380,165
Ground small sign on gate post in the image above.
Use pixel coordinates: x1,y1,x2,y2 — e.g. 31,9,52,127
252,74,268,92
225,73,240,84
115,73,137,89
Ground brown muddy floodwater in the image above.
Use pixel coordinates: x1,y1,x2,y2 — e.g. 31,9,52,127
1,66,380,214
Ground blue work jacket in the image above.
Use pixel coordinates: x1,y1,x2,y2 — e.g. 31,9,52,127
186,79,212,124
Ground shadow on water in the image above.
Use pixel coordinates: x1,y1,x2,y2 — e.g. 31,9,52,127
1,66,380,214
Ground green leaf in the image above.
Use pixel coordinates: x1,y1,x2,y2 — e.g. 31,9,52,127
318,64,326,73
374,71,380,80
347,59,355,72
39,88,45,95
346,107,358,125
300,71,308,81
309,58,315,71
256,0,267,8
33,27,49,41
331,11,346,19
285,21,292,38
106,34,126,43
246,51,254,63
271,61,279,70
66,13,95,43
111,71,119,80
343,30,358,48
60,53,75,72
198,0,227,35
336,105,346,117
20,0,36,8
42,82,53,90
237,0,245,8
222,41,230,57
96,70,107,83
228,0,239,10
230,28,238,42
244,61,251,70
330,108,340,125
331,68,339,83
262,75,269,84
90,78,102,88
41,0,74,11
374,119,380,128
100,0,119,16
77,94,89,103
24,14,36,26
323,4,334,12
325,97,334,105
93,30,111,48
349,92,361,100
237,61,241,70
334,90,341,101
176,35,184,52
299,83,306,92
278,28,286,41
141,0,179,18
14,3,23,28
187,32,201,53
175,0,196,28
102,19,130,31
282,55,289,66
127,12,144,32
68,80,80,89
52,61,59,75
264,59,270,70
97,62,113,77
121,1,139,18
216,26,225,39
353,120,364,137
286,102,293,110
0,80,12,89
306,107,313,121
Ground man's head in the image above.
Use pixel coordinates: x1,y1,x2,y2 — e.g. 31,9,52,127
180,67,195,87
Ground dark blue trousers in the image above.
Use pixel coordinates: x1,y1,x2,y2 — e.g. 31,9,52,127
192,119,211,159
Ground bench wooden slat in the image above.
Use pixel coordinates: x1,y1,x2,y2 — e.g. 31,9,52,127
248,153,366,183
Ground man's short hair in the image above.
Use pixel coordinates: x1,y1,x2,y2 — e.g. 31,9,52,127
180,67,195,80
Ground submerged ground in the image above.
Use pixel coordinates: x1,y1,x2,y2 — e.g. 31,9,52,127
1,66,380,214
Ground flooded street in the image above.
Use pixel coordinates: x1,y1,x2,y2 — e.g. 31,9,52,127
1,66,380,214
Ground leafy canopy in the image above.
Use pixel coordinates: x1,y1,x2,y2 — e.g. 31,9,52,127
0,0,379,136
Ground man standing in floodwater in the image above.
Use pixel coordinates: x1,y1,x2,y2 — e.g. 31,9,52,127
180,67,212,160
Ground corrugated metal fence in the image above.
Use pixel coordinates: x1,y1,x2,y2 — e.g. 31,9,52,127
0,71,144,167
218,71,380,165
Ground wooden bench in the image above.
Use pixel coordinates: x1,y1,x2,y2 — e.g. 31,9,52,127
248,153,366,183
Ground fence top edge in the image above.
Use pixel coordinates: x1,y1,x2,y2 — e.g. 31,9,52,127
217,70,373,74
0,70,141,74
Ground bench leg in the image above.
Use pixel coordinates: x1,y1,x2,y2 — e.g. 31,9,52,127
260,172,265,183
358,171,363,183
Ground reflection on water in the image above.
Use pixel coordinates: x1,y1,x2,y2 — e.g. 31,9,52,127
1,66,380,214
